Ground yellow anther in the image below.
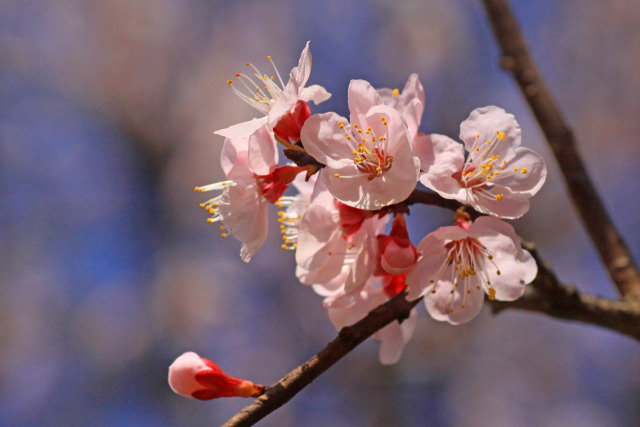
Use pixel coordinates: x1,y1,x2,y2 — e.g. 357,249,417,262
246,62,251,66
495,194,504,201
488,287,496,300
328,251,333,256
488,255,493,260
219,226,224,231
380,117,385,121
213,202,219,207
383,121,388,126
487,141,492,145
476,134,480,138
199,203,205,208
461,304,466,309
346,135,351,140
476,148,480,152
514,167,518,171
498,132,505,140
293,243,297,249
221,233,227,238
227,80,233,85
496,131,500,134
267,55,272,60
352,151,358,155
194,186,200,191
357,128,362,133
281,244,287,249
235,73,241,77
334,173,340,178
271,76,275,80
277,211,284,216
521,168,528,174
487,147,491,151
354,123,359,128
207,218,214,223
392,88,400,97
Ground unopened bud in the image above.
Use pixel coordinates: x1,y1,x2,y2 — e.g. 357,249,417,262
168,352,266,400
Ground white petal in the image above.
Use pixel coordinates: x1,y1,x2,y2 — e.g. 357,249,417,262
459,106,521,156
300,84,331,105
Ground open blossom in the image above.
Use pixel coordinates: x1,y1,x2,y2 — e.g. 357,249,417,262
376,73,425,145
295,180,387,294
406,214,537,324
419,106,547,219
168,352,265,400
301,79,421,210
197,119,305,262
225,41,330,148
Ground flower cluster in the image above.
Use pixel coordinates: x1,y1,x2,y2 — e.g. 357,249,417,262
179,41,546,392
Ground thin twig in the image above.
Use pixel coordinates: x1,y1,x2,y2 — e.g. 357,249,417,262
481,0,640,302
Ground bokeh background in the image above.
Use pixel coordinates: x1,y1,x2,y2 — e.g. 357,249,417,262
2,0,640,426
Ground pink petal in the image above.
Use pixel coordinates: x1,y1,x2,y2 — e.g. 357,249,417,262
300,112,354,165
248,124,278,176
218,185,269,262
424,279,485,325
374,308,418,365
348,79,382,127
300,84,331,105
459,106,521,156
494,147,547,196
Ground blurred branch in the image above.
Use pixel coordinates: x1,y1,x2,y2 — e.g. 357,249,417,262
223,244,640,426
481,0,640,302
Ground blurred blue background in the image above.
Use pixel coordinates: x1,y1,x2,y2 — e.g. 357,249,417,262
1,0,639,426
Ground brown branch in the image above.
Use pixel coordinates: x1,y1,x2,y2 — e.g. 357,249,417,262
222,292,420,427
481,0,640,302
223,247,640,426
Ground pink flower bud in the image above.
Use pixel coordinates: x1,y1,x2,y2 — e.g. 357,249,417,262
168,352,266,400
378,214,418,275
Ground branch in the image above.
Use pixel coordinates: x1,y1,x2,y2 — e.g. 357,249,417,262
481,0,640,302
223,248,640,426
222,292,420,427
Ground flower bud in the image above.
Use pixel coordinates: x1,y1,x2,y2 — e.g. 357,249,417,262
168,352,266,400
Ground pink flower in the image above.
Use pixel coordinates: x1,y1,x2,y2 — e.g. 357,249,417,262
198,119,305,262
300,79,421,210
405,214,537,324
168,352,265,400
225,42,330,141
418,106,546,219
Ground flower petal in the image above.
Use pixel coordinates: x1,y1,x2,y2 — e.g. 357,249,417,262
494,147,547,196
300,112,354,165
460,106,521,156
374,308,418,365
248,123,278,176
300,84,332,105
424,279,485,325
348,79,382,127
219,185,269,262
